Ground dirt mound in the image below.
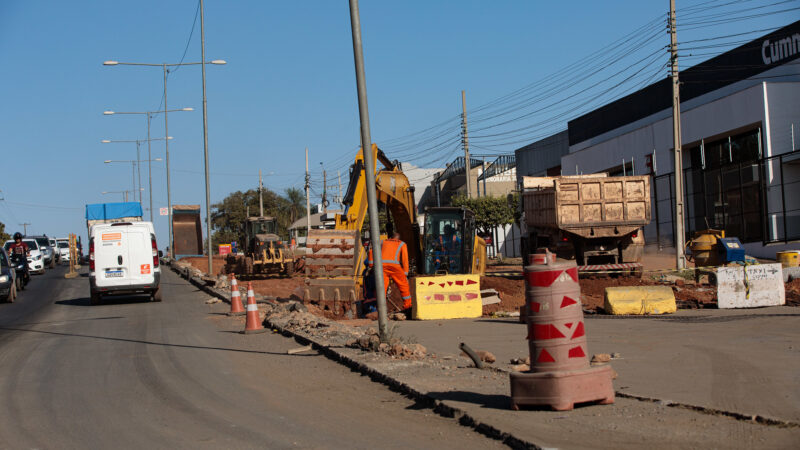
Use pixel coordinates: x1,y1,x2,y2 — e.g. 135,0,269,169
480,276,525,316
182,256,227,276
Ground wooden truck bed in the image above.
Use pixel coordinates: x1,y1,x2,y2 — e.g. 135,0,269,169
523,175,651,238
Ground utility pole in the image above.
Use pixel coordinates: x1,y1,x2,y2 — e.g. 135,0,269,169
462,90,472,199
19,223,30,235
322,169,327,213
163,63,174,255
670,0,686,270
349,0,389,341
337,170,343,209
259,169,264,217
305,147,311,234
200,0,213,275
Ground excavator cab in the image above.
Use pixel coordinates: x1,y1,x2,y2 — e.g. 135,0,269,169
422,207,476,275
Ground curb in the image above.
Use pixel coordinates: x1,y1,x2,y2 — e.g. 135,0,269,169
168,262,540,449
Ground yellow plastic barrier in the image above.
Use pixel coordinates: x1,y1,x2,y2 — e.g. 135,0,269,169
603,286,676,315
412,274,482,320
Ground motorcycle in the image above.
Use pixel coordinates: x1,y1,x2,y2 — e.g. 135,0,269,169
10,253,29,291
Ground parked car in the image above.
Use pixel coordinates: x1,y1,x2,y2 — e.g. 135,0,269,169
56,238,70,263
3,239,45,274
0,248,17,302
31,235,56,268
89,221,162,305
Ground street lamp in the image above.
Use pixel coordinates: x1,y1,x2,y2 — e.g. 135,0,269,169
103,56,225,264
103,108,192,221
104,159,162,203
102,137,173,208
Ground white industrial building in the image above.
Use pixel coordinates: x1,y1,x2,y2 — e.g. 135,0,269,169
517,21,800,258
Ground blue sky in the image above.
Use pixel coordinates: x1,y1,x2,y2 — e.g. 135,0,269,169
0,0,796,245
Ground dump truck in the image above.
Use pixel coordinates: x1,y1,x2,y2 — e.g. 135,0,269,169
172,205,203,258
521,174,650,266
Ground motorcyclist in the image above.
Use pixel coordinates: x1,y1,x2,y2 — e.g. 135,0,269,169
8,232,30,280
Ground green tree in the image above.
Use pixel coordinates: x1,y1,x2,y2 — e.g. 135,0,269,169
451,194,519,257
0,221,10,242
210,187,293,249
285,187,304,224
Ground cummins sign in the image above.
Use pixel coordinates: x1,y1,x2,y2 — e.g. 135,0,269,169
762,33,800,64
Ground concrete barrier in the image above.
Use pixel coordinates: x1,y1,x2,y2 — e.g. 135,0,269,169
716,263,785,309
603,286,677,315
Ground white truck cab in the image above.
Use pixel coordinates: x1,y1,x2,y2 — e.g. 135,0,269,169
89,221,162,305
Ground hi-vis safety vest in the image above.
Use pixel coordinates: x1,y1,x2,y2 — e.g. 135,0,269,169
367,239,409,275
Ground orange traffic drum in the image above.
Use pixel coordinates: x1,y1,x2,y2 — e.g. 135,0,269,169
524,255,589,373
524,258,581,321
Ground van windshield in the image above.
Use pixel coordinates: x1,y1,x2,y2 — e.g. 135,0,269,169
58,242,69,248
24,240,38,250
35,237,49,247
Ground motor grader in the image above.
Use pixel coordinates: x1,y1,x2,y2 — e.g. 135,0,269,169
226,216,294,277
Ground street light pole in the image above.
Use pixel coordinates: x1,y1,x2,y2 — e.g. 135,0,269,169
200,0,213,274
163,63,173,255
349,0,389,341
146,113,153,221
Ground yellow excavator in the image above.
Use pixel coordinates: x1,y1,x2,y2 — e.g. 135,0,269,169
303,144,486,319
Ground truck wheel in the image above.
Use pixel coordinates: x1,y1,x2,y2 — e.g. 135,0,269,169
90,291,101,306
49,258,55,269
245,257,254,275
152,286,163,302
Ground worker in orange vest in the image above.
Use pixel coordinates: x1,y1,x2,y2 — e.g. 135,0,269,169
367,232,412,312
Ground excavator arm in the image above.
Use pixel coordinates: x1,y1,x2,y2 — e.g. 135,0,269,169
303,144,419,317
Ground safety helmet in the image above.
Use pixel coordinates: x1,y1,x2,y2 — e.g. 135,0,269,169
13,232,23,240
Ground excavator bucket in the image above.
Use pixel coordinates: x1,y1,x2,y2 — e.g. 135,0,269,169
411,274,482,320
303,229,362,318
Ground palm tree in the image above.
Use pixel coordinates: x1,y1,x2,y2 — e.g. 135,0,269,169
285,187,305,224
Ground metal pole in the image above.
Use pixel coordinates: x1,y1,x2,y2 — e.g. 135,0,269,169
482,157,487,196
124,191,128,202
131,161,136,198
200,0,212,274
670,0,686,269
163,64,173,256
305,148,311,234
349,0,389,341
322,169,327,213
135,141,142,202
462,90,472,199
338,170,343,209
147,115,153,222
259,169,264,217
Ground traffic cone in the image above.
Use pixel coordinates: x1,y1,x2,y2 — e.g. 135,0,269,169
228,274,245,316
241,282,265,334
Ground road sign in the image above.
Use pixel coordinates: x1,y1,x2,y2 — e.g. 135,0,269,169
159,207,169,216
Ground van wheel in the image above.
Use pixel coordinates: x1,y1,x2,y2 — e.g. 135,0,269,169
49,259,55,269
152,286,163,302
90,291,101,306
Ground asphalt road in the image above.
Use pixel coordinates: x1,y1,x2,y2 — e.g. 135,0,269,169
0,266,503,449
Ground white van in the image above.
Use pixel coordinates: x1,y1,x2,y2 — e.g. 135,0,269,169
89,221,162,305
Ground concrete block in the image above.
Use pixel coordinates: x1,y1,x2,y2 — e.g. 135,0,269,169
603,286,676,315
716,263,785,309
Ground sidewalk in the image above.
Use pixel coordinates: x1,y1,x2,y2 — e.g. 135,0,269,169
393,307,800,423
171,262,800,449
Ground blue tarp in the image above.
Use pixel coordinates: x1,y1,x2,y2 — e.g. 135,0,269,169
85,202,143,221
